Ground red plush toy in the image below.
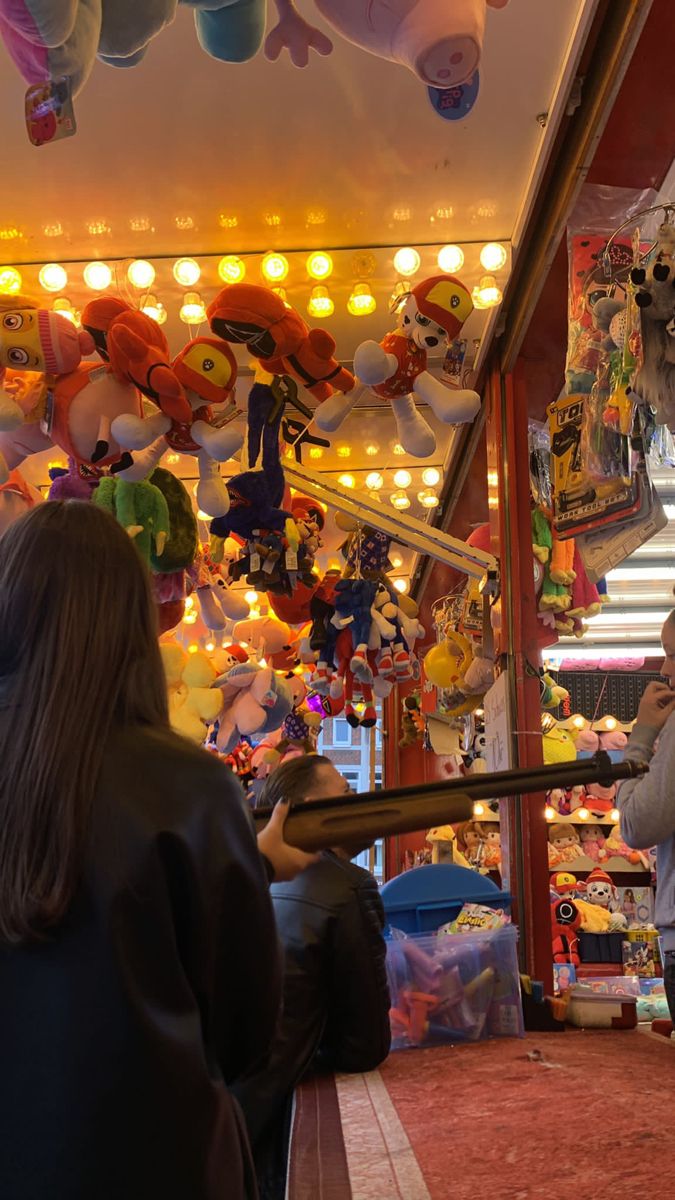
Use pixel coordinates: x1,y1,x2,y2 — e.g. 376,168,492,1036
207,284,355,400
551,896,582,965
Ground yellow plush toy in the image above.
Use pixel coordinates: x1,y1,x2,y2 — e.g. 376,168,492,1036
161,641,223,744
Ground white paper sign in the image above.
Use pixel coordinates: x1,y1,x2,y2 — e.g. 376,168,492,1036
483,671,512,774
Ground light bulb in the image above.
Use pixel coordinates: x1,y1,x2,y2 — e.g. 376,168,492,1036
127,260,156,289
545,806,555,821
245,590,259,605
390,490,410,510
327,558,341,571
473,802,485,817
336,444,351,458
480,242,507,272
183,611,198,625
52,304,77,324
365,471,384,490
572,715,586,730
577,807,590,821
347,283,376,316
437,244,464,273
605,716,617,731
47,458,66,470
610,808,620,823
218,255,246,284
365,442,380,456
196,508,210,520
307,251,333,280
390,553,403,568
307,285,334,318
308,446,323,459
39,263,67,292
0,267,22,294
184,595,195,611
83,262,112,291
205,641,215,653
188,643,199,655
393,247,421,277
472,275,502,309
422,466,441,487
261,252,289,282
180,292,206,324
392,442,406,456
393,578,408,593
173,257,201,287
393,469,412,488
338,473,356,489
418,489,439,508
141,295,166,324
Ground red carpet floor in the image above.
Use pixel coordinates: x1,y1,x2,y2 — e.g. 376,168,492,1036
290,1031,675,1200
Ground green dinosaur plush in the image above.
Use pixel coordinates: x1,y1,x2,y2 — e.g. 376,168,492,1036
149,467,198,574
94,477,170,564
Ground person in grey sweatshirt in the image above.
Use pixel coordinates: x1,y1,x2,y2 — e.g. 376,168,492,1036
618,615,675,1024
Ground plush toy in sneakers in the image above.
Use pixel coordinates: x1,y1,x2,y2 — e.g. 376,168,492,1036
189,545,250,628
323,275,480,458
161,640,223,744
112,336,243,518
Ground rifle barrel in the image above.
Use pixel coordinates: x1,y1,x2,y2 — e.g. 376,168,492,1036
252,752,648,852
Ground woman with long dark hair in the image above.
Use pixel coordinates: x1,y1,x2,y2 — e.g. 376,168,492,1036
0,501,309,1200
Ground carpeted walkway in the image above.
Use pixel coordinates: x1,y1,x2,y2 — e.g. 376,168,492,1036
290,1031,675,1200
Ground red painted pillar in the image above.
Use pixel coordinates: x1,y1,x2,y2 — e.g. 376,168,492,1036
486,364,554,992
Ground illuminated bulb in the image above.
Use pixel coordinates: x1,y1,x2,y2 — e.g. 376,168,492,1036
261,252,289,282
173,257,201,287
39,263,67,292
307,251,333,280
141,295,167,324
390,490,410,510
393,247,421,277
308,446,323,460
245,590,259,605
183,611,198,625
52,304,77,324
218,255,246,284
336,444,351,458
605,716,617,731
83,261,112,290
188,643,199,655
392,442,406,456
127,260,156,289
610,808,620,823
473,802,485,817
180,291,206,324
390,553,403,568
437,244,464,273
184,595,195,611
327,558,341,571
572,715,586,730
577,807,590,821
365,471,384,490
545,806,555,821
205,641,215,653
347,283,376,316
472,274,502,309
393,469,412,489
47,458,66,470
365,442,380,456
422,466,441,487
393,578,408,593
338,473,356,489
418,489,439,508
480,242,507,272
0,268,21,294
307,285,334,318
196,508,210,520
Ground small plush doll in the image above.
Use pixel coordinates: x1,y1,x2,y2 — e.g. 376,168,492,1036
479,821,501,869
548,823,582,866
94,476,170,564
579,824,608,863
319,274,480,458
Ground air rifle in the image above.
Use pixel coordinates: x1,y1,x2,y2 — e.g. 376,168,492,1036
252,752,648,852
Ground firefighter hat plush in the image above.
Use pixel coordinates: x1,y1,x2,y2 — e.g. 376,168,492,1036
412,274,473,340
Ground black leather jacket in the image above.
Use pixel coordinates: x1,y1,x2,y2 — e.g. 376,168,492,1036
234,851,391,1155
0,722,281,1200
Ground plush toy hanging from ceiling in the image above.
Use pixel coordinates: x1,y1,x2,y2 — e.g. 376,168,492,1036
0,1,509,108
111,336,244,517
630,221,675,430
317,275,480,457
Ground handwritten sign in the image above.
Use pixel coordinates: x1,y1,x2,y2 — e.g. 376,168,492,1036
483,671,512,774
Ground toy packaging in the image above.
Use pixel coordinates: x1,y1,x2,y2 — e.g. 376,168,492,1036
438,903,509,935
622,931,660,978
386,925,523,1049
616,885,654,929
553,963,577,993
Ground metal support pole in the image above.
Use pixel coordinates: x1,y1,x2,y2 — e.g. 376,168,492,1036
486,365,554,993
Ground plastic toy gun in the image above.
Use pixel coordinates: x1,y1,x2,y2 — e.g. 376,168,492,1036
252,752,647,851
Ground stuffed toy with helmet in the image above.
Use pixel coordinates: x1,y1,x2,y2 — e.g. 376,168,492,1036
207,284,355,401
111,335,243,518
318,275,480,458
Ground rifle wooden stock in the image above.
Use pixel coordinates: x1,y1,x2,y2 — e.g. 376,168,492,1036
252,753,648,852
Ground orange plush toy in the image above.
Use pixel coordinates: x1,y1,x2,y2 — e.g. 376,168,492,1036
82,297,190,426
207,284,355,401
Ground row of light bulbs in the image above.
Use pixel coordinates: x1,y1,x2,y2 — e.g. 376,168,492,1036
336,468,439,509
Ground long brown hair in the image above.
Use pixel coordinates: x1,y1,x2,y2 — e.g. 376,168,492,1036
0,501,168,943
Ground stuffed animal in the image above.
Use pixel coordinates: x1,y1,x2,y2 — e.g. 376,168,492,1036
189,547,250,629
630,223,675,429
583,869,627,929
542,725,576,765
93,476,170,564
319,274,480,458
548,823,582,866
551,897,582,965
0,468,42,538
214,661,293,754
0,296,93,381
207,285,355,401
479,821,501,869
161,641,223,743
112,336,243,518
578,824,608,863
